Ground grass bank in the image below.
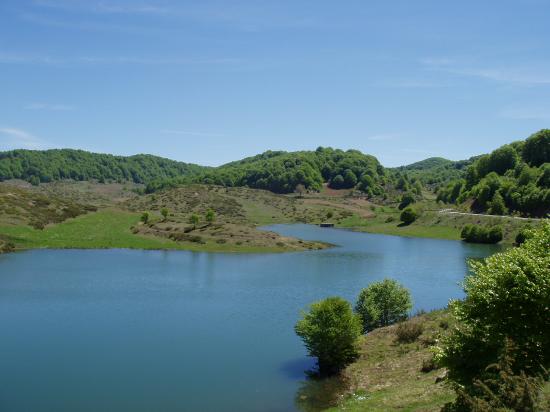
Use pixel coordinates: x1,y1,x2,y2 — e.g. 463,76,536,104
0,209,311,253
324,310,456,411
337,202,537,244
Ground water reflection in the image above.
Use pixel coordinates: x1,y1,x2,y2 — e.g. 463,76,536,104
295,374,348,412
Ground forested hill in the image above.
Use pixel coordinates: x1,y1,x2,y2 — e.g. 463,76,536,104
0,149,207,185
393,157,475,188
436,129,550,217
0,146,387,195
199,147,385,194
144,147,387,194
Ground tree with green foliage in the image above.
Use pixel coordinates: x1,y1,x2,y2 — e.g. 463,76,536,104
330,174,345,189
437,221,550,385
487,191,508,215
522,129,550,167
205,209,216,223
140,212,149,224
29,175,40,186
326,210,334,219
400,207,418,225
189,213,200,229
355,279,412,332
343,169,358,188
161,208,169,221
295,297,362,375
398,193,415,210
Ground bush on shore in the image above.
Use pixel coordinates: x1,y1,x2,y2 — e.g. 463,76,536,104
295,297,362,376
460,224,503,244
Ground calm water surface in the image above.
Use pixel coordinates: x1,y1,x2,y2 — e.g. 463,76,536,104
0,225,502,412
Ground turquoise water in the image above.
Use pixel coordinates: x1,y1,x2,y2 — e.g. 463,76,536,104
0,225,501,411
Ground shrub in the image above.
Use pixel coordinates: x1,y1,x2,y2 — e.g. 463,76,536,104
515,227,534,245
400,207,418,225
438,221,550,384
395,320,424,344
355,278,412,332
295,297,362,376
398,193,415,210
461,224,503,244
140,212,149,224
442,340,549,412
205,209,216,223
385,216,395,223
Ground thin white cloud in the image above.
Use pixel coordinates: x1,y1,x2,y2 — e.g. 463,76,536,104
94,3,169,15
33,0,168,15
373,79,446,89
25,102,75,111
30,1,324,32
0,128,50,150
499,107,550,120
0,51,241,67
160,129,227,138
0,52,63,65
422,57,550,86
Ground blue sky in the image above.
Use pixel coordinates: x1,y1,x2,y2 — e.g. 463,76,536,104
1,0,549,166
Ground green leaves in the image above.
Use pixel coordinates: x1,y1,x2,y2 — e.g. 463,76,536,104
400,207,419,225
440,221,550,383
295,297,362,375
355,278,412,332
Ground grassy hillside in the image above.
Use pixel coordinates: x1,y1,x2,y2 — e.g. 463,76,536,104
0,183,96,229
0,183,332,253
295,310,456,412
336,196,538,244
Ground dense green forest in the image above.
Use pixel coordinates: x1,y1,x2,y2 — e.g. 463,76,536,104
145,147,387,194
436,129,550,217
0,149,206,185
393,156,474,188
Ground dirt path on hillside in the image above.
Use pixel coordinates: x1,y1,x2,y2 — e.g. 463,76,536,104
437,209,543,221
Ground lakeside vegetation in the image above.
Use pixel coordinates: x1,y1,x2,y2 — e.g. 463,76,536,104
296,222,550,411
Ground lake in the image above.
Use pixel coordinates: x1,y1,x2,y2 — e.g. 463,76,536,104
0,225,502,412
